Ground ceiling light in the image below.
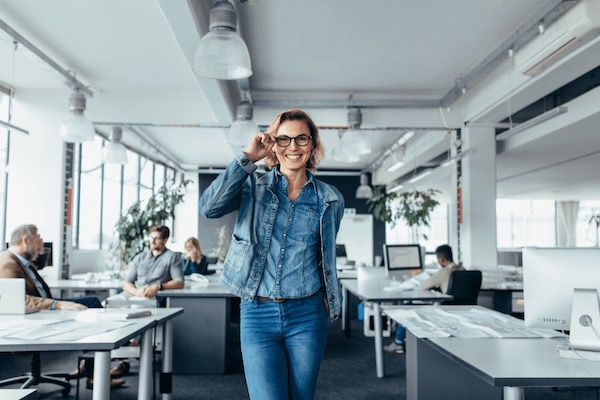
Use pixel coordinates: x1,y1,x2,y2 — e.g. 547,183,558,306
355,173,373,199
495,106,567,141
193,1,252,80
408,169,433,183
59,90,95,143
387,183,404,193
102,127,128,165
397,131,415,146
386,146,405,172
227,101,259,147
340,108,371,156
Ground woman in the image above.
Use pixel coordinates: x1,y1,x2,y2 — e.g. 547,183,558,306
181,237,209,275
199,109,345,400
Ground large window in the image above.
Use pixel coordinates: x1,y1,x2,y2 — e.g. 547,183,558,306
0,94,9,246
496,199,555,247
73,138,177,250
576,200,600,247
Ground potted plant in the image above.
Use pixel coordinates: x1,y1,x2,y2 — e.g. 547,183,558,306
367,186,440,241
108,179,190,274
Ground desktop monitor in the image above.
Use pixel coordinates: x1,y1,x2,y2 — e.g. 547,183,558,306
4,242,52,268
383,244,422,280
523,247,600,351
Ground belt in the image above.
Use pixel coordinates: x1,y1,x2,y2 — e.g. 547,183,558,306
258,296,286,303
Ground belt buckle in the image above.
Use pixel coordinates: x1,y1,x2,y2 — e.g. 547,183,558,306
273,298,285,303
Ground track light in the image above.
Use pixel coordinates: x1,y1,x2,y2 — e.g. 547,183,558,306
102,127,128,165
355,173,373,199
59,90,95,143
193,0,252,80
227,101,259,147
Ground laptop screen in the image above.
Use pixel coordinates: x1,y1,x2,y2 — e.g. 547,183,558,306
0,278,27,315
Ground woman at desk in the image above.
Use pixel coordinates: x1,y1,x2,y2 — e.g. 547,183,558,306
181,237,209,275
199,109,345,400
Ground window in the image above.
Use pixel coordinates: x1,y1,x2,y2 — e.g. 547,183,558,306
575,200,600,247
73,139,177,250
496,199,555,247
0,94,9,246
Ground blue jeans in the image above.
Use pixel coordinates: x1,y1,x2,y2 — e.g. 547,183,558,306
395,324,406,343
240,291,329,400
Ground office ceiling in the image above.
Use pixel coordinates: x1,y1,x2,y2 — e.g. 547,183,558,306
0,0,600,201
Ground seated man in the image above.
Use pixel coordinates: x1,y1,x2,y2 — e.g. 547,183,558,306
0,224,94,311
384,244,464,353
107,224,184,304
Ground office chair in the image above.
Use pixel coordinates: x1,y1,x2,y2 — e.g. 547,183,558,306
443,270,482,305
0,352,71,395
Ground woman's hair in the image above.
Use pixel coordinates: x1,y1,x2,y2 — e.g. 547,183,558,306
264,109,325,173
184,237,203,263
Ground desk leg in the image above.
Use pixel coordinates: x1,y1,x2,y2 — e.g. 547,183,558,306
373,302,384,378
138,328,153,400
160,319,174,400
503,387,524,400
92,351,111,400
342,286,351,337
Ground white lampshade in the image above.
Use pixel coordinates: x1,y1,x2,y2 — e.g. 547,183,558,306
355,173,373,199
228,119,259,146
341,128,372,155
59,114,95,143
193,1,252,80
102,142,128,164
331,144,359,162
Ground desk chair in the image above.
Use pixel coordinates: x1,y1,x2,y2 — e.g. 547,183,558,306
443,270,482,305
0,352,71,396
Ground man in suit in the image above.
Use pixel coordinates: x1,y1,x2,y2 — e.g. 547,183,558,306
0,224,92,311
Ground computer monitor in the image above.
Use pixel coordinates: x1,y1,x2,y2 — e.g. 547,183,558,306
335,244,347,257
523,247,600,351
383,244,423,280
4,242,52,268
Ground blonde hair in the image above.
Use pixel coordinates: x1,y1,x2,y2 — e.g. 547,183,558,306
263,109,325,173
184,237,203,263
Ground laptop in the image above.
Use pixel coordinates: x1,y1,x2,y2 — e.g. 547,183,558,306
0,278,30,314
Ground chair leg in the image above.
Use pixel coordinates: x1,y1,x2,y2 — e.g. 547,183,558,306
0,375,31,387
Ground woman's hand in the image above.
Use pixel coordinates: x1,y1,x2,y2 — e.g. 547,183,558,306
244,132,275,163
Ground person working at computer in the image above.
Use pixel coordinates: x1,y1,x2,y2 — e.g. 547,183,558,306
199,109,345,400
385,244,464,353
0,224,97,311
181,236,211,275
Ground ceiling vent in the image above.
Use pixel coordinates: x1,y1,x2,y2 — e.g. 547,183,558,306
516,0,600,76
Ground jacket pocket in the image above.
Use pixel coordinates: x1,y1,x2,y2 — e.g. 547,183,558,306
224,235,251,272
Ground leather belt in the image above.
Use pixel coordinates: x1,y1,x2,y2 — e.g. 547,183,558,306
258,296,286,303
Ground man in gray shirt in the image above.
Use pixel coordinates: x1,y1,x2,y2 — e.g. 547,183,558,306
111,225,184,301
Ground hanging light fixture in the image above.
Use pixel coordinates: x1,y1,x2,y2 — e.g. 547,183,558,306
355,173,373,199
102,127,128,165
340,108,371,156
193,0,252,80
59,90,95,143
227,101,259,147
331,131,359,162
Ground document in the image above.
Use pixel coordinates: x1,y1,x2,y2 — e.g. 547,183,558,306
0,318,132,340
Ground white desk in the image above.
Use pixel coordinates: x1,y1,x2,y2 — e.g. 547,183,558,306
0,389,37,400
0,308,182,400
383,305,600,400
45,278,123,298
157,276,236,374
340,267,452,378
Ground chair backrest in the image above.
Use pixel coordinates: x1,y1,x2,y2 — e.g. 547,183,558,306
443,270,482,305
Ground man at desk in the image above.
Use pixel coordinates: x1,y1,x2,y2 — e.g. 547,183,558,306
0,224,96,311
385,244,463,353
107,224,184,302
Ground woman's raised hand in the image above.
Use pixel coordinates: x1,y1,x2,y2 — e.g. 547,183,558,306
244,132,275,163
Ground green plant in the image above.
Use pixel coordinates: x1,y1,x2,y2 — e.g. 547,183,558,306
111,179,190,265
367,186,440,240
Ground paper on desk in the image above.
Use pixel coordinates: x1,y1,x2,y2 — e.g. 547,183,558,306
0,318,132,340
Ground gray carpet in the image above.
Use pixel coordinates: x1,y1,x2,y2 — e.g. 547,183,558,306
0,319,598,399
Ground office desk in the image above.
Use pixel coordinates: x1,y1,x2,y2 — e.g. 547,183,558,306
340,270,451,378
0,389,37,400
157,277,235,374
0,308,182,400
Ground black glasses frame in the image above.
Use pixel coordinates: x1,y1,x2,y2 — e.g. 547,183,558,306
275,135,312,147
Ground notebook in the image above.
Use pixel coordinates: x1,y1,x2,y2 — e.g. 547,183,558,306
0,278,28,315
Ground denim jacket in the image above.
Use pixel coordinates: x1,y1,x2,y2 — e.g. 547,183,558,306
199,157,345,320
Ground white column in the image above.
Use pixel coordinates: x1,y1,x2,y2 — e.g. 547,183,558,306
456,126,497,282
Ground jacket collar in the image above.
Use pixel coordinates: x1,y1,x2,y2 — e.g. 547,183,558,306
257,168,339,203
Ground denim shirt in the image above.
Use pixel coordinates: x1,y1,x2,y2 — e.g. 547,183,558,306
256,169,321,299
199,153,345,320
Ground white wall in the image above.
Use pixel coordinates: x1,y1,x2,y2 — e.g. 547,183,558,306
6,89,69,279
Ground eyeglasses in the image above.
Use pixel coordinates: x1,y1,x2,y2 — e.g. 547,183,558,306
275,135,312,147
